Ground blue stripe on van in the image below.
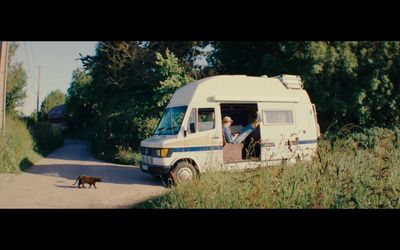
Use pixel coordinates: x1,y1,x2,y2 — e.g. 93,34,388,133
166,139,317,153
297,139,318,145
171,146,223,152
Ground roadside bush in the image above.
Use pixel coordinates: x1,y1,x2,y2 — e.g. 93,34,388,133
0,116,41,173
347,127,396,149
113,145,141,165
31,122,64,155
85,99,159,163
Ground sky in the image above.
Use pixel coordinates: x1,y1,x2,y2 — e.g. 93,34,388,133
13,42,211,115
14,42,98,115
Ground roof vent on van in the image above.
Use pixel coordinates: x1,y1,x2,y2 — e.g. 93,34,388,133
274,74,304,89
261,75,268,78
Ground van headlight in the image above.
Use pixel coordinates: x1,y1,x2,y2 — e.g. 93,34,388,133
160,148,169,158
154,148,170,157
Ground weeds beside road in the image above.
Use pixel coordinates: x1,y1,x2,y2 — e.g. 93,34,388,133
0,116,64,173
136,127,400,208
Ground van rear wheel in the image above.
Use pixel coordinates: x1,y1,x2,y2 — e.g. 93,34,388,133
171,161,197,185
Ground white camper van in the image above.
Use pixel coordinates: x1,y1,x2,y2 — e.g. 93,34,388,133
140,75,320,183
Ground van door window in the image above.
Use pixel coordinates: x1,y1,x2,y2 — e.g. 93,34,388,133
263,110,294,125
198,108,215,132
187,108,197,133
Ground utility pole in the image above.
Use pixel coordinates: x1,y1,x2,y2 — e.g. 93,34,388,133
0,41,9,133
36,65,40,117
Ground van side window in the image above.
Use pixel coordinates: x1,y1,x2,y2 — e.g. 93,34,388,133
263,110,294,124
198,108,215,132
187,108,197,133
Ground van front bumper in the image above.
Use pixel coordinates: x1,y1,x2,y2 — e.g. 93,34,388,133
140,162,171,176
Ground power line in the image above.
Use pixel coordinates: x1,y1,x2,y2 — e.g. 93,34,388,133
37,65,40,114
23,42,35,92
30,42,37,67
30,42,40,115
22,42,36,116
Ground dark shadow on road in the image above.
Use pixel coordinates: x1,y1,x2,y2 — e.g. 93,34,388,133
19,157,34,171
55,185,100,189
55,185,79,189
25,138,164,187
28,163,163,187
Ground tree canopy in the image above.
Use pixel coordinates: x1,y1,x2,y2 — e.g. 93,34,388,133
209,41,400,130
67,42,196,161
66,41,400,163
6,42,28,115
39,89,65,120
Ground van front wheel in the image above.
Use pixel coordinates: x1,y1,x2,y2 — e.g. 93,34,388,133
171,161,197,184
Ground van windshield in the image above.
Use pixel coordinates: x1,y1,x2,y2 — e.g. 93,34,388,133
154,106,188,135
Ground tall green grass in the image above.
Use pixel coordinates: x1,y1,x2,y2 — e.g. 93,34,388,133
0,116,41,173
0,117,65,173
135,127,400,208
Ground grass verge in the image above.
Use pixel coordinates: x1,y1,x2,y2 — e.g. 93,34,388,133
0,116,42,173
135,129,400,208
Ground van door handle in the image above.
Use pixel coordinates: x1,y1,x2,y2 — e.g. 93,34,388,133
211,136,220,139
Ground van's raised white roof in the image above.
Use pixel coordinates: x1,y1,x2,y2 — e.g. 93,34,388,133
167,75,311,107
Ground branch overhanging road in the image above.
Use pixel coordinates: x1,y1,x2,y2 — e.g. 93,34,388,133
0,139,167,208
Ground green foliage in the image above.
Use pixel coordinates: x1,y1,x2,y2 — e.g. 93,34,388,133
114,145,141,165
0,116,64,173
64,68,92,134
136,130,400,208
346,127,397,149
39,89,65,121
210,41,400,130
31,122,64,155
66,42,197,163
153,49,195,107
6,42,28,114
0,116,41,173
65,41,400,167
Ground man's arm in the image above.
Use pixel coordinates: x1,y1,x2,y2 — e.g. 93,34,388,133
224,127,234,143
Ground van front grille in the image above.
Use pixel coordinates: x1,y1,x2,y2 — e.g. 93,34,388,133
140,147,155,156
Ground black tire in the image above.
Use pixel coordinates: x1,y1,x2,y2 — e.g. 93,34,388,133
170,161,197,185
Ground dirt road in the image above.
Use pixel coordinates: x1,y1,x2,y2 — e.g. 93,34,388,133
0,139,166,208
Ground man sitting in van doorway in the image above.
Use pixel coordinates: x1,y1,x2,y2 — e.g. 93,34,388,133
223,115,260,144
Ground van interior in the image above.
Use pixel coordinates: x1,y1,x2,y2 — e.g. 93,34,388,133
220,103,261,163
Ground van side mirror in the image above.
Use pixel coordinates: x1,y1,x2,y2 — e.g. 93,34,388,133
189,123,196,133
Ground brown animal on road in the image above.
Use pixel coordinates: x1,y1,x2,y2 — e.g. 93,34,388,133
73,175,102,189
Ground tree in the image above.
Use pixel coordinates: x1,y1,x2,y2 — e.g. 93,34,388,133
6,42,28,115
354,41,400,128
67,41,200,161
209,41,400,131
39,89,65,121
65,68,92,132
153,49,195,108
